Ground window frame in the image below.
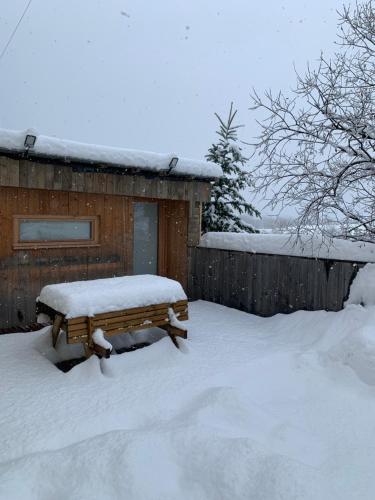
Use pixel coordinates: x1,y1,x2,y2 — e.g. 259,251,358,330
13,215,100,249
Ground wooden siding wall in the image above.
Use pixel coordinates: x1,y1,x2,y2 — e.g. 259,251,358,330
0,186,188,328
188,247,364,316
0,155,209,249
0,156,211,202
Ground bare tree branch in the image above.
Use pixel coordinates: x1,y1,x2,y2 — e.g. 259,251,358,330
251,0,375,242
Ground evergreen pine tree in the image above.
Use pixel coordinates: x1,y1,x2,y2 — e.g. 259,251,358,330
202,103,260,233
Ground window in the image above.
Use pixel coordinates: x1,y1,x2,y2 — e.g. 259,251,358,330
133,202,158,274
13,215,99,249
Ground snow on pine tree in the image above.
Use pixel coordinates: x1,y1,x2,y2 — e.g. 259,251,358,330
202,103,260,233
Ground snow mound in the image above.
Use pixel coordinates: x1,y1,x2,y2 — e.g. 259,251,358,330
200,232,375,263
345,263,375,306
38,274,187,318
320,264,375,385
0,128,222,179
327,319,375,386
0,426,326,500
175,386,325,467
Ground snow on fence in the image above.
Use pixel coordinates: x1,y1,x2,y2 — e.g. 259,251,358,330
188,233,375,316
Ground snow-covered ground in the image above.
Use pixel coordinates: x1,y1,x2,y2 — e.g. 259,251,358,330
2,285,375,498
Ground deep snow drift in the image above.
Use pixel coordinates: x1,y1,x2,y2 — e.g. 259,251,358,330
1,274,375,498
345,263,375,306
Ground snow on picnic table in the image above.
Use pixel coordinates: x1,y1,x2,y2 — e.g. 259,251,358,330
0,128,222,179
200,231,375,262
38,274,187,318
2,270,375,499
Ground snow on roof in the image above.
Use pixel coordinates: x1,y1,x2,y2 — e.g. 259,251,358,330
38,274,187,318
200,232,375,263
0,128,222,180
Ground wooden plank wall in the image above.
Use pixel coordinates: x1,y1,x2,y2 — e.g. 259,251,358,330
188,247,365,316
0,156,211,203
0,187,132,327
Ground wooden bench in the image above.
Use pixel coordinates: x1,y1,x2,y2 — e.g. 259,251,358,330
36,299,188,358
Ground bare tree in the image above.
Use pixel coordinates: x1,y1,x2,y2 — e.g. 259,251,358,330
251,1,375,242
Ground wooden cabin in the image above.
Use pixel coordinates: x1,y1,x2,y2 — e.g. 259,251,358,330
0,130,220,329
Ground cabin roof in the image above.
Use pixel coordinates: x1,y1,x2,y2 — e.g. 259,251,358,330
0,128,222,181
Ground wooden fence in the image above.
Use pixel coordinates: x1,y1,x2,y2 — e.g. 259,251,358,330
188,247,365,316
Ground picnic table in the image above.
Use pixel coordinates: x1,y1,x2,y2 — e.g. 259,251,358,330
36,275,188,357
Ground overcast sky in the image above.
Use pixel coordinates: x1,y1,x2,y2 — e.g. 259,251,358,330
0,0,342,162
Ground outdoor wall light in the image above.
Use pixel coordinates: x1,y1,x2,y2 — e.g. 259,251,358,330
168,157,179,172
24,134,37,149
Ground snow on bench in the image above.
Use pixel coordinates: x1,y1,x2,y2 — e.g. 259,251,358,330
36,275,188,356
